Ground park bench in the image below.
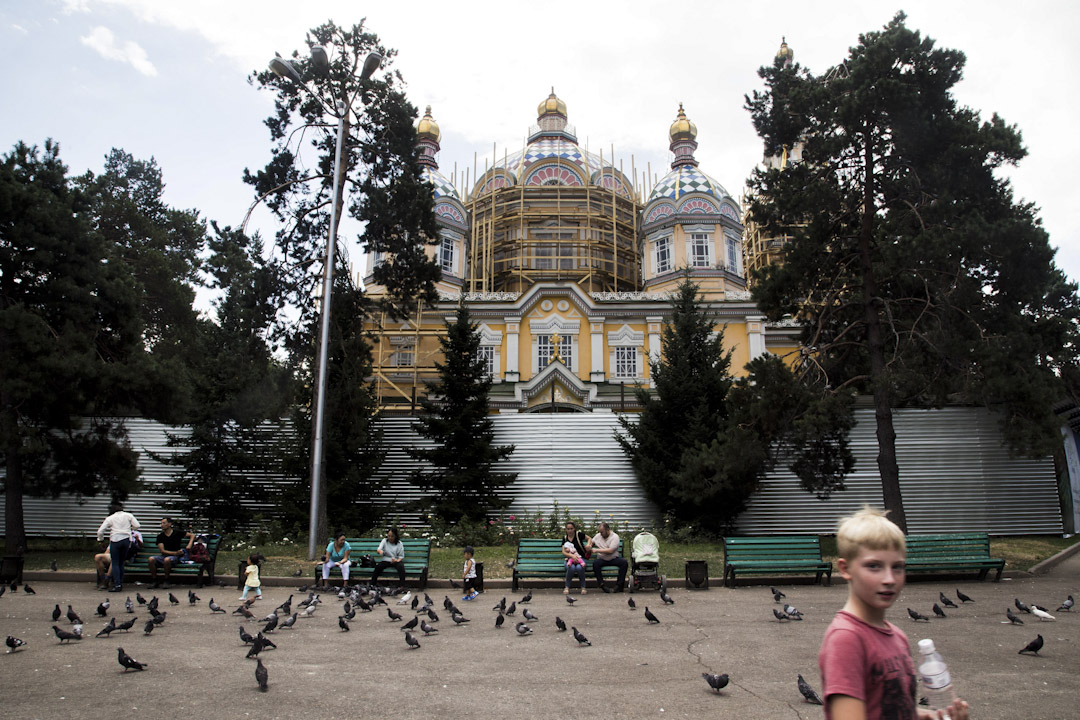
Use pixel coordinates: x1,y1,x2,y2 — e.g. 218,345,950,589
722,536,832,588
904,533,1005,581
512,537,625,591
125,534,221,587
314,538,431,589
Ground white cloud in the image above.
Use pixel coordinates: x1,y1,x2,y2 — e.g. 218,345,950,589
11,24,28,34
62,0,91,13
80,25,157,77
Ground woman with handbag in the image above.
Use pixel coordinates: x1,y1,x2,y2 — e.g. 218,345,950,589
562,521,591,595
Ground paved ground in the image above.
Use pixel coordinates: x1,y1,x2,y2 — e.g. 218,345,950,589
1,563,1077,720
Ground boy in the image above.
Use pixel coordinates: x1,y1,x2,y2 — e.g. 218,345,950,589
462,546,479,600
819,507,969,720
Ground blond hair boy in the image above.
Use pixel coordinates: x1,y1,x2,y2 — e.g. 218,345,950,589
818,507,969,720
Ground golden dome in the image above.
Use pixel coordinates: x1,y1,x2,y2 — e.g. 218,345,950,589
668,103,697,143
537,88,567,118
417,105,441,143
776,37,793,63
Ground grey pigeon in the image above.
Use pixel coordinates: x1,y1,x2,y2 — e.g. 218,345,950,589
116,616,137,632
168,593,180,606
449,578,460,589
492,597,506,612
628,597,636,610
67,605,82,624
1057,595,1074,612
555,616,567,632
572,626,590,646
293,568,303,577
239,626,254,644
1006,607,1024,625
338,616,350,632
1015,598,1032,614
798,674,823,704
208,599,225,613
117,647,146,672
495,613,505,629
256,658,268,691
125,597,135,613
188,590,200,604
279,613,297,629
956,589,974,603
387,608,402,622
152,611,167,625
420,619,438,635
939,592,958,609
522,609,539,621
401,616,419,631
6,636,27,653
411,595,419,610
427,609,440,623
257,632,276,650
277,595,293,615
932,603,947,618
907,608,930,622
565,595,577,605
773,608,790,622
772,587,785,603
660,591,675,605
52,604,61,622
451,612,471,625
506,601,517,616
96,618,117,637
22,584,35,595
246,636,266,658
443,595,453,610
783,604,803,619
53,625,80,643
136,592,147,605
520,590,533,604
703,673,729,693
1018,634,1044,656
300,603,317,618
405,631,420,649
644,607,660,624
262,614,278,633
143,620,155,635
515,622,533,635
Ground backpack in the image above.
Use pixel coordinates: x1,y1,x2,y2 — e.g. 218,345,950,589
126,531,143,561
189,538,211,564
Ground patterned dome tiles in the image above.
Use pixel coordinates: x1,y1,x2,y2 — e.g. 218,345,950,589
647,165,731,203
422,167,460,201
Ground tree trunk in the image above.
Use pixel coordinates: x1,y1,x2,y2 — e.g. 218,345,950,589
1,401,28,557
860,125,908,533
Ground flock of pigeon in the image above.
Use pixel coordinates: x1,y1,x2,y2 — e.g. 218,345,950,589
2,573,1075,707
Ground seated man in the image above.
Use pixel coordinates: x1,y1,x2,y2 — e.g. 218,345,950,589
148,517,193,588
590,521,628,592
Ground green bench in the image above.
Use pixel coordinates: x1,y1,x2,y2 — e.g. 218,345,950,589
124,534,221,587
512,537,625,591
722,536,832,587
904,533,1005,582
315,538,431,589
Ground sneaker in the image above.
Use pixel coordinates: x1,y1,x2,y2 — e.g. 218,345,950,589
468,590,479,600
600,584,611,593
108,586,122,593
462,594,471,601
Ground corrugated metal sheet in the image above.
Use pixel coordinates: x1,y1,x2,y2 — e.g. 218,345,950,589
0,407,1063,537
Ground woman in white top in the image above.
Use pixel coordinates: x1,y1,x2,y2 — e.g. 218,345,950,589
369,527,406,586
95,501,140,592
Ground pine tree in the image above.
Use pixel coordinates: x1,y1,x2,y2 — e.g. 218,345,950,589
407,303,515,523
745,14,1080,530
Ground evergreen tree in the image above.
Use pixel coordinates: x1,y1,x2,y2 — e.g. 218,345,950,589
618,278,852,532
408,303,516,523
745,14,1080,530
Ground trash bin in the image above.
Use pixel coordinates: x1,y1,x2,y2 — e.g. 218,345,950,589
684,560,709,590
1,556,25,585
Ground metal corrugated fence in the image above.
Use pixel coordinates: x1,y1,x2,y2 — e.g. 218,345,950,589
0,407,1063,537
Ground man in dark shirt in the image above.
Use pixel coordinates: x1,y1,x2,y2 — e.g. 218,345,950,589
148,517,194,588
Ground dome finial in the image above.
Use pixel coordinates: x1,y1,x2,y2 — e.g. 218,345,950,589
417,105,441,144
537,88,568,119
776,36,794,66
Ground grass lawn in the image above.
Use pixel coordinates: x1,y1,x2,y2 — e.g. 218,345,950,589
6,533,1078,578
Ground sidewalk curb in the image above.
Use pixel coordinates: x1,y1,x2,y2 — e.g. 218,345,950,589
1028,538,1080,575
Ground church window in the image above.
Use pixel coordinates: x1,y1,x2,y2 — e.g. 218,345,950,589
689,233,712,267
440,235,456,274
726,233,741,274
391,343,415,367
654,236,672,274
536,334,573,368
613,346,638,378
478,345,496,377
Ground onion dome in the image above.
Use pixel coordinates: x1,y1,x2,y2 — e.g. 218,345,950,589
416,105,441,144
776,37,793,66
668,103,697,143
537,88,567,118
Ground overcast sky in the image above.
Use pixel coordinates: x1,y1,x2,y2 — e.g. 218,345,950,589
4,0,1079,286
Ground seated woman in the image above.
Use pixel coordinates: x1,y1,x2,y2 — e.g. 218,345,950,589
369,527,406,586
318,531,352,588
562,521,590,595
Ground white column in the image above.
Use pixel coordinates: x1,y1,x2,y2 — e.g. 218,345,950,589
589,317,605,382
504,317,520,381
646,316,662,387
747,314,766,359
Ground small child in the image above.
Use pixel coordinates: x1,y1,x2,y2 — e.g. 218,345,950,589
819,507,968,720
462,546,479,600
240,553,263,602
563,540,585,567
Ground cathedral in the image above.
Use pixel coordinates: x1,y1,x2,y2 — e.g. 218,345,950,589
363,86,798,413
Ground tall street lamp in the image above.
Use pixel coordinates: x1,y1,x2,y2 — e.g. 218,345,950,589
269,47,382,560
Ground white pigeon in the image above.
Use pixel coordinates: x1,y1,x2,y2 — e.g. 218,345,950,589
396,591,412,605
338,588,347,599
1031,606,1056,621
301,603,317,618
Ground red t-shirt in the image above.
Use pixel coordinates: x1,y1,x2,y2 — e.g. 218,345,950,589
818,610,918,720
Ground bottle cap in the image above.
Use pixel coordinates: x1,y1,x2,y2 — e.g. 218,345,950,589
918,638,936,654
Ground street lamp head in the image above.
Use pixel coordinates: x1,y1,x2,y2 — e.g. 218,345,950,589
310,46,330,76
268,57,303,86
360,52,383,81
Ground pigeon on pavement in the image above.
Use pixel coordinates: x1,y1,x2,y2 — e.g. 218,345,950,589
168,593,180,606
256,659,268,691
798,674,823,704
783,604,803,620
1031,607,1056,622
97,600,110,617
143,621,155,635
628,597,636,610
278,612,298,630
96,618,117,637
572,626,590,646
555,616,567,632
1015,599,1032,614
515,622,533,635
1057,595,1074,612
405,631,421,649
495,613,505,629
338,616,350,632
234,606,255,620
773,608,790,622
136,593,147,605
262,614,279,633
451,612,471,625
427,609,440,623
660,591,675,605
117,647,146,672
772,587,785,603
152,611,167,625
565,595,577,605
23,584,35,595
239,626,255,644
52,604,62,622
506,601,517,616
53,625,80,643
125,597,135,614
188,590,200,604
939,592,958,609
523,609,539,622
401,616,419,631
6,636,27,653
907,608,930,622
956,589,974,603
644,607,660,624
116,617,138,632
208,599,225,613
932,604,947,618
520,590,533,604
1006,608,1024,625
1018,634,1044,656
420,620,438,635
67,606,82,624
387,608,402,622
702,673,729,693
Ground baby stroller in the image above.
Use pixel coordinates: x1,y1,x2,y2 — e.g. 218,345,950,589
628,531,664,593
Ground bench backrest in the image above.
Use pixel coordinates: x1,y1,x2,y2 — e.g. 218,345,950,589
130,533,220,565
905,533,992,559
515,537,624,562
337,538,432,568
723,536,824,561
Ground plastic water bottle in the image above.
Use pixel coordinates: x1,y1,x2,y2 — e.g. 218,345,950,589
918,639,957,717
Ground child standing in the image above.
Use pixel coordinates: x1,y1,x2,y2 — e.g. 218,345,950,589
819,507,969,720
240,553,263,602
462,546,479,600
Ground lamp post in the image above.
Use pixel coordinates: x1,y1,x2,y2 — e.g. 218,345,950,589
269,47,383,560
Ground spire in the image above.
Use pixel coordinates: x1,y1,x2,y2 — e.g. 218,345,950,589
668,103,699,169
776,36,794,68
416,105,441,169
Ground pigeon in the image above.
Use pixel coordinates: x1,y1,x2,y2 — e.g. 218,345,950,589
52,625,80,643
702,673,730,693
492,597,506,612
1018,634,1044,656
6,636,26,653
1057,595,1074,612
397,591,412,606
262,615,279,633
239,626,255,644
515,622,533,635
956,589,974,603
405,631,421,649
427,609,440,623
628,597,636,610
51,559,58,572
932,604,947,618
907,608,930,622
234,606,255,620
443,595,453,610
798,674,823,705
555,616,567,632
773,608,790,622
660,591,675,605
771,587,786,602
449,578,460,589
52,604,62,622
300,604,317,618
125,597,135,613
277,596,293,615
209,599,225,613
420,619,438,635
246,637,266,659
293,568,303,577
343,607,356,621
117,647,146,672
22,584,35,595
256,658,268,691
506,601,517,616
96,601,110,617
257,632,276,650
495,613,505,629
1015,598,1032,614
401,616,419,631
152,611,167,625
168,593,180,606
523,609,539,622
116,617,138,632
565,595,577,605
520,590,533,604
644,607,660,624
136,593,147,605
72,623,83,638
143,620,155,635
357,597,372,612
279,613,298,630
411,595,420,611
939,592,958,609
338,616,350,632
96,618,117,637
337,588,346,600
387,608,402,622
67,605,82,624
188,590,200,604
1031,607,1056,622
1006,608,1024,625
147,597,160,613
452,612,471,625
783,604,803,620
